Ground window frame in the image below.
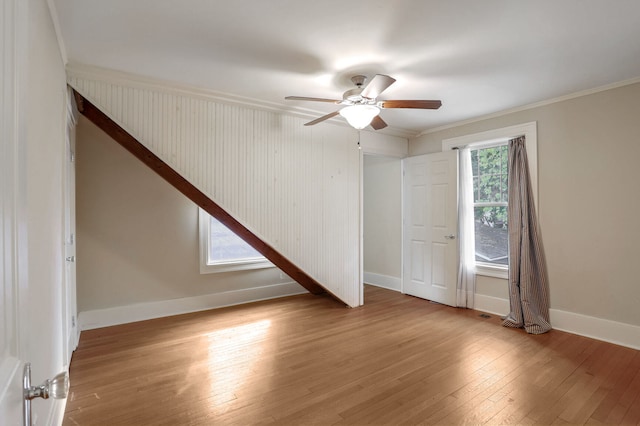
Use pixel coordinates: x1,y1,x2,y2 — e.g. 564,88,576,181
198,208,274,274
471,143,509,269
442,122,538,279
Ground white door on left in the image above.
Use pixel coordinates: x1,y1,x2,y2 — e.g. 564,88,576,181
1,0,25,422
1,0,74,423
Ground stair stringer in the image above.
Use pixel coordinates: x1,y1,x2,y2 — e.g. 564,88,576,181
68,74,362,307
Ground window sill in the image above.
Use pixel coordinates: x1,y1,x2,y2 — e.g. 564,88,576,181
475,263,508,280
200,259,274,274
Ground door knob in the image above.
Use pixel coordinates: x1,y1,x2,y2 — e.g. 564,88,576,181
445,234,456,240
23,363,70,426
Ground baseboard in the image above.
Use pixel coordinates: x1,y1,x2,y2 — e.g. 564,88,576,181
78,282,307,331
474,294,510,317
550,309,640,351
363,272,402,292
474,294,640,350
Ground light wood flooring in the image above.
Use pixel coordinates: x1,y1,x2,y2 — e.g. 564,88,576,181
63,285,640,425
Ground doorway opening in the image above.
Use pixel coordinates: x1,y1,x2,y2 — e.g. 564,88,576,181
362,154,403,302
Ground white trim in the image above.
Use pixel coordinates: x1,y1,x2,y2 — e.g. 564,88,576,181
358,149,364,306
78,282,307,330
66,63,296,113
474,294,640,350
550,310,640,351
443,122,538,277
198,208,274,274
364,272,402,292
442,121,536,149
67,65,640,140
441,122,538,206
418,76,640,136
474,294,510,317
475,264,508,280
201,258,274,274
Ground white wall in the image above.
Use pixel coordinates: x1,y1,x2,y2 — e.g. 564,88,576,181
411,82,640,337
76,116,307,327
0,0,69,423
363,155,402,291
69,70,364,307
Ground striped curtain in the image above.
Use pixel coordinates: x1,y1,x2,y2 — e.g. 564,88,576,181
502,136,551,334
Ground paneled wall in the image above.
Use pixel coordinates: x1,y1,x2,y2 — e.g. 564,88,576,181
68,71,362,307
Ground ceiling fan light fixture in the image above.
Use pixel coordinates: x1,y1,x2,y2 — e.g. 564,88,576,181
339,105,380,130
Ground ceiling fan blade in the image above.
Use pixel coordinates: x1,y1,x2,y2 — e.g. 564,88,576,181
286,96,341,104
379,100,442,109
360,74,396,99
304,111,340,126
370,115,388,130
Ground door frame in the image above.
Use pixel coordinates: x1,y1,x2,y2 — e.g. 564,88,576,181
359,133,409,305
62,88,79,366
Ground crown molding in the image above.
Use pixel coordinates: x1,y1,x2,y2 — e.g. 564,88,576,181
65,63,414,139
416,75,640,137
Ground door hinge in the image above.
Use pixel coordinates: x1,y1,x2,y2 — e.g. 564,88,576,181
72,316,76,327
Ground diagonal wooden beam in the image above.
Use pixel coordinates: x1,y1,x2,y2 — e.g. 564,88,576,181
73,89,333,298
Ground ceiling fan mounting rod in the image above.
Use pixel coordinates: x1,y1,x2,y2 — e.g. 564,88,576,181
351,75,367,87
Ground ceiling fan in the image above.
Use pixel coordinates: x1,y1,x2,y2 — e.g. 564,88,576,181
285,74,441,130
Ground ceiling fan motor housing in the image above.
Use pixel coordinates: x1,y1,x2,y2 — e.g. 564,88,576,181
343,87,365,103
343,75,373,103
285,73,441,130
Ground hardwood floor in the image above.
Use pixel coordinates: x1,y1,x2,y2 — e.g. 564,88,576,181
63,286,640,425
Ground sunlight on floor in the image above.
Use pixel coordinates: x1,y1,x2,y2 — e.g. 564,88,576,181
206,319,272,406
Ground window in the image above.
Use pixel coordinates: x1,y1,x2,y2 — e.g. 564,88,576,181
471,144,508,266
199,209,273,273
442,122,537,279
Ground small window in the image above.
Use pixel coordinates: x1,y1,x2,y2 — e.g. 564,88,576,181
471,144,509,267
199,209,273,273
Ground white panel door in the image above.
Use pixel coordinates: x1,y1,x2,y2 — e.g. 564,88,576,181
0,0,23,422
402,151,458,306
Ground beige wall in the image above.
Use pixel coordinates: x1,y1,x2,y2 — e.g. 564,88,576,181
363,155,402,281
411,82,640,327
76,117,298,313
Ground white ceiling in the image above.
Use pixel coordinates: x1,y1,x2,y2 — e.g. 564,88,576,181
52,0,640,136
